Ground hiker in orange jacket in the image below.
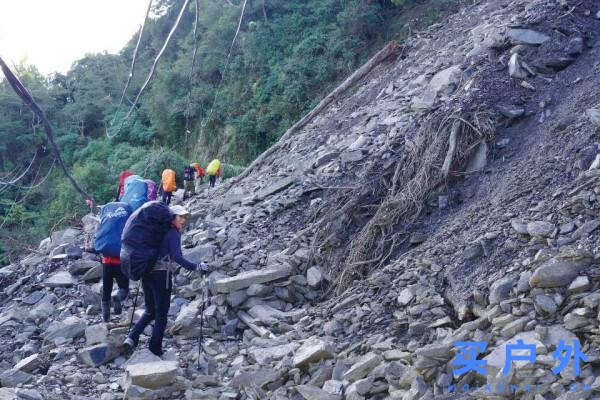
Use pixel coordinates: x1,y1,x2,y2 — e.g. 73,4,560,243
159,169,177,205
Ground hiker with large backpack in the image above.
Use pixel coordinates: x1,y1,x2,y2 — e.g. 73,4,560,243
159,169,177,205
121,202,210,356
206,159,222,188
192,162,205,192
183,164,196,200
115,170,134,201
121,175,149,211
93,202,133,322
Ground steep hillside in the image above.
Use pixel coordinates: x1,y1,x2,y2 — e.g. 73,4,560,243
1,0,600,399
0,0,462,261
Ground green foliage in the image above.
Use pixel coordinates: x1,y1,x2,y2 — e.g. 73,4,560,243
221,163,246,180
0,241,7,266
130,148,189,186
0,198,37,228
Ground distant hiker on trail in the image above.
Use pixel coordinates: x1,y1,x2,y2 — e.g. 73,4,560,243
159,169,177,205
206,159,222,188
91,202,132,322
123,205,210,356
183,164,196,200
192,162,205,192
115,170,134,201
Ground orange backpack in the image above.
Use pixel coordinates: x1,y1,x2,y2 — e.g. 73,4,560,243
161,169,176,192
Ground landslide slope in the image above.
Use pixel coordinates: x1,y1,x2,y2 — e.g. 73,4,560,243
1,0,600,399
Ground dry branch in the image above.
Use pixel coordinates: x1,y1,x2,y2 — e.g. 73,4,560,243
0,56,94,203
122,0,192,122
441,120,461,178
109,0,153,136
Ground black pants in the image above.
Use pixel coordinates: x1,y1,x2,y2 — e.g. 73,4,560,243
128,270,171,356
209,175,216,188
161,191,172,205
102,263,129,302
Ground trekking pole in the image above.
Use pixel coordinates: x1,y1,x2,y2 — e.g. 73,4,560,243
128,284,140,335
197,280,207,371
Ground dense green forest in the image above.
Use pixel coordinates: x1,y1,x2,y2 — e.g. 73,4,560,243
0,0,464,264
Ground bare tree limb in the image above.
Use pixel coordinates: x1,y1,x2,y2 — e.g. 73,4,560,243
122,0,192,123
108,0,153,137
0,152,36,186
262,0,268,22
441,120,460,178
185,0,201,142
194,0,248,156
226,0,248,62
0,56,94,203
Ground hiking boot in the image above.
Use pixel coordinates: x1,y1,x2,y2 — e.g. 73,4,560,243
112,295,122,316
124,337,135,348
123,337,135,355
102,301,111,322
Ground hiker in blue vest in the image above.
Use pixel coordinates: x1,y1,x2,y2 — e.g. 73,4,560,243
89,202,132,322
123,205,210,356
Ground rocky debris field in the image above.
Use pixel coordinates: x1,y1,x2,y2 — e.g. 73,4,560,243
2,0,600,399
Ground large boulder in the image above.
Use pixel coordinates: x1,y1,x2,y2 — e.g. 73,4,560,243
249,342,300,365
0,369,33,387
184,244,218,263
125,360,179,390
296,385,342,400
44,271,75,288
44,316,86,341
50,227,81,247
529,250,592,288
79,343,122,367
81,264,103,282
343,353,382,383
506,28,550,45
213,265,293,293
293,337,335,368
13,354,42,373
170,299,201,336
489,277,515,305
85,324,108,345
429,65,463,95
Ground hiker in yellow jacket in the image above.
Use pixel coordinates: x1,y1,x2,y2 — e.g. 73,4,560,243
206,159,222,188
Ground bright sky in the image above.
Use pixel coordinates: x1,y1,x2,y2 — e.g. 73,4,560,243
0,0,150,76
